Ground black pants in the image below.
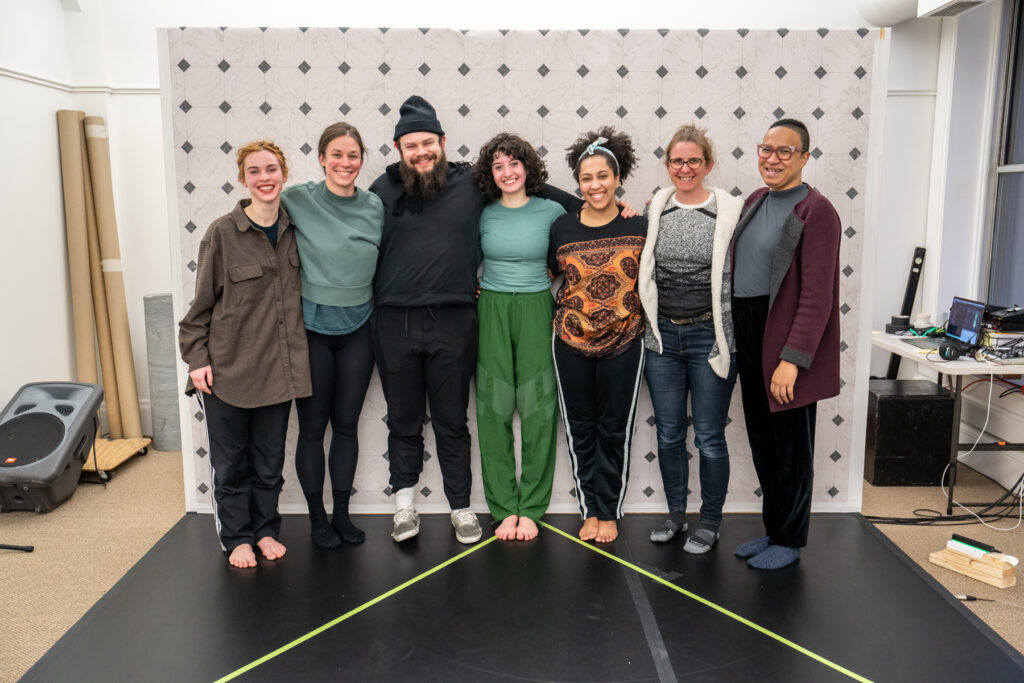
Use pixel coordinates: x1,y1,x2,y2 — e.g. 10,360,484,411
295,324,374,496
201,391,291,552
733,296,816,548
553,337,644,521
371,306,477,509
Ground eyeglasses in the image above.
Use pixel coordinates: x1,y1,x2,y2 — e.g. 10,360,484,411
756,144,804,161
667,157,705,170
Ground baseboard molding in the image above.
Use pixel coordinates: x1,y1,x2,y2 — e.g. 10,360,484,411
185,501,862,515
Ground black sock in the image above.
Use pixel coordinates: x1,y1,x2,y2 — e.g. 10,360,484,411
332,489,365,544
304,491,341,548
668,510,688,527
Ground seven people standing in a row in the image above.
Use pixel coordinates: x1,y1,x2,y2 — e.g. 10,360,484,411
180,94,840,572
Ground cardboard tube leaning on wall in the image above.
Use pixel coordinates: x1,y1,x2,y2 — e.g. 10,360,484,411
56,111,99,385
78,117,124,437
84,116,143,438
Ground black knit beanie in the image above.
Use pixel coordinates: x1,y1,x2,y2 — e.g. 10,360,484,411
393,95,445,141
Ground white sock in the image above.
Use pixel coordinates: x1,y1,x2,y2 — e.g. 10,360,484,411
394,487,415,510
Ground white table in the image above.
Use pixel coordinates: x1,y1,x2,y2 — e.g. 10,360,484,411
871,333,1024,514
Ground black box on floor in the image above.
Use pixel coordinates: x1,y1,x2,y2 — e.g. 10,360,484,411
865,379,954,486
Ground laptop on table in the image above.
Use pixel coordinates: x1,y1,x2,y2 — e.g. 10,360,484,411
902,296,985,350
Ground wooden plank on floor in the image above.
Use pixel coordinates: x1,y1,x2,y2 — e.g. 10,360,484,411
82,438,152,471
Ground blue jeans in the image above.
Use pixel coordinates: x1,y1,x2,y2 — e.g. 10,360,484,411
644,318,737,526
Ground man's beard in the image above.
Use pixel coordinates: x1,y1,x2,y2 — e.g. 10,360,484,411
398,149,448,201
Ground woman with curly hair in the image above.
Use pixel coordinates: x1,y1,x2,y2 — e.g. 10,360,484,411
472,133,567,541
548,127,646,543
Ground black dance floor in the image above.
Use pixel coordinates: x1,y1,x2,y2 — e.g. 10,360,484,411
23,513,1024,682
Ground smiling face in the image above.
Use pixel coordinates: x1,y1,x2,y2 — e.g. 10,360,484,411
397,132,445,175
490,152,527,199
577,155,619,213
667,141,712,201
758,126,809,191
241,149,286,205
319,135,362,196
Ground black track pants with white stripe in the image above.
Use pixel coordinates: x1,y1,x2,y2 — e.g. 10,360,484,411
553,337,644,521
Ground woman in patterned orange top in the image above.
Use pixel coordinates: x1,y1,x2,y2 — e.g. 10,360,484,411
548,127,646,543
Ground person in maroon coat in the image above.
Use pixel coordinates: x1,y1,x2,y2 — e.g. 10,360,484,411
730,119,841,569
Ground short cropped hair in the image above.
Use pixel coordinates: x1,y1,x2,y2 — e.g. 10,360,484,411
769,118,810,153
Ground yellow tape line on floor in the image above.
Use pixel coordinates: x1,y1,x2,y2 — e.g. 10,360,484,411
540,521,872,683
213,535,497,683
217,525,871,683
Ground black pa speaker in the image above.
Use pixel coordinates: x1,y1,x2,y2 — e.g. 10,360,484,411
0,382,103,513
864,379,953,486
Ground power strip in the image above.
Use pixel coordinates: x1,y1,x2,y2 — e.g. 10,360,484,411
979,348,1024,365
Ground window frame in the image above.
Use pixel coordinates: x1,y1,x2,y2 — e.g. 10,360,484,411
987,0,1024,306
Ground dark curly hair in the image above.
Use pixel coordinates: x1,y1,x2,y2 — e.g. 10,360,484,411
473,133,549,201
565,126,637,182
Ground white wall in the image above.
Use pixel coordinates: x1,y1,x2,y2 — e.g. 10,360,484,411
868,0,1024,492
869,18,942,381
934,1,1024,490
0,1,75,402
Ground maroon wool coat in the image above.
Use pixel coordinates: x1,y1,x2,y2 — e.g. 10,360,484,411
731,185,842,412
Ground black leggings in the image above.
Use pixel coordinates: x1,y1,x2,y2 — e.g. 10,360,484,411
295,323,374,494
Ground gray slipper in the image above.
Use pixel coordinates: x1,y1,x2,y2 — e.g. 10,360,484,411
683,527,719,554
650,518,688,543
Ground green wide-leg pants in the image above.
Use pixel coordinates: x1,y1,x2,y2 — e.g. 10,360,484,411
475,289,558,523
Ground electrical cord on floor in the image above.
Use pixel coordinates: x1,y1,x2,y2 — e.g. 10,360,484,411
941,361,1024,531
864,470,1024,527
79,418,109,487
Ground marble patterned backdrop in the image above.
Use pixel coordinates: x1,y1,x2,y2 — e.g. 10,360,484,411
165,27,878,514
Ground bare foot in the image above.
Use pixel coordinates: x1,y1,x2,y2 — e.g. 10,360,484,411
595,520,618,543
579,517,599,541
495,515,519,540
256,536,287,561
516,516,538,541
228,543,257,568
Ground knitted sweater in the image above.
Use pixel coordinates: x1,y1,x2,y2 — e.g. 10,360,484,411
639,186,742,378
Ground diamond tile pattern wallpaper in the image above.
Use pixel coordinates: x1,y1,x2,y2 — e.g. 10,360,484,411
166,27,878,513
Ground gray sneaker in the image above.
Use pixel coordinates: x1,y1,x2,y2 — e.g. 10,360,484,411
392,507,420,542
450,508,482,544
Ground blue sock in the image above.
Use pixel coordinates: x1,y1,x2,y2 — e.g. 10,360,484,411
748,544,801,569
734,535,771,558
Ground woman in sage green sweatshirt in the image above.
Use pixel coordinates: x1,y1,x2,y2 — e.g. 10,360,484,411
281,122,383,549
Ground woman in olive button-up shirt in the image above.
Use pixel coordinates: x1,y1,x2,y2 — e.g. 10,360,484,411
179,140,312,569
